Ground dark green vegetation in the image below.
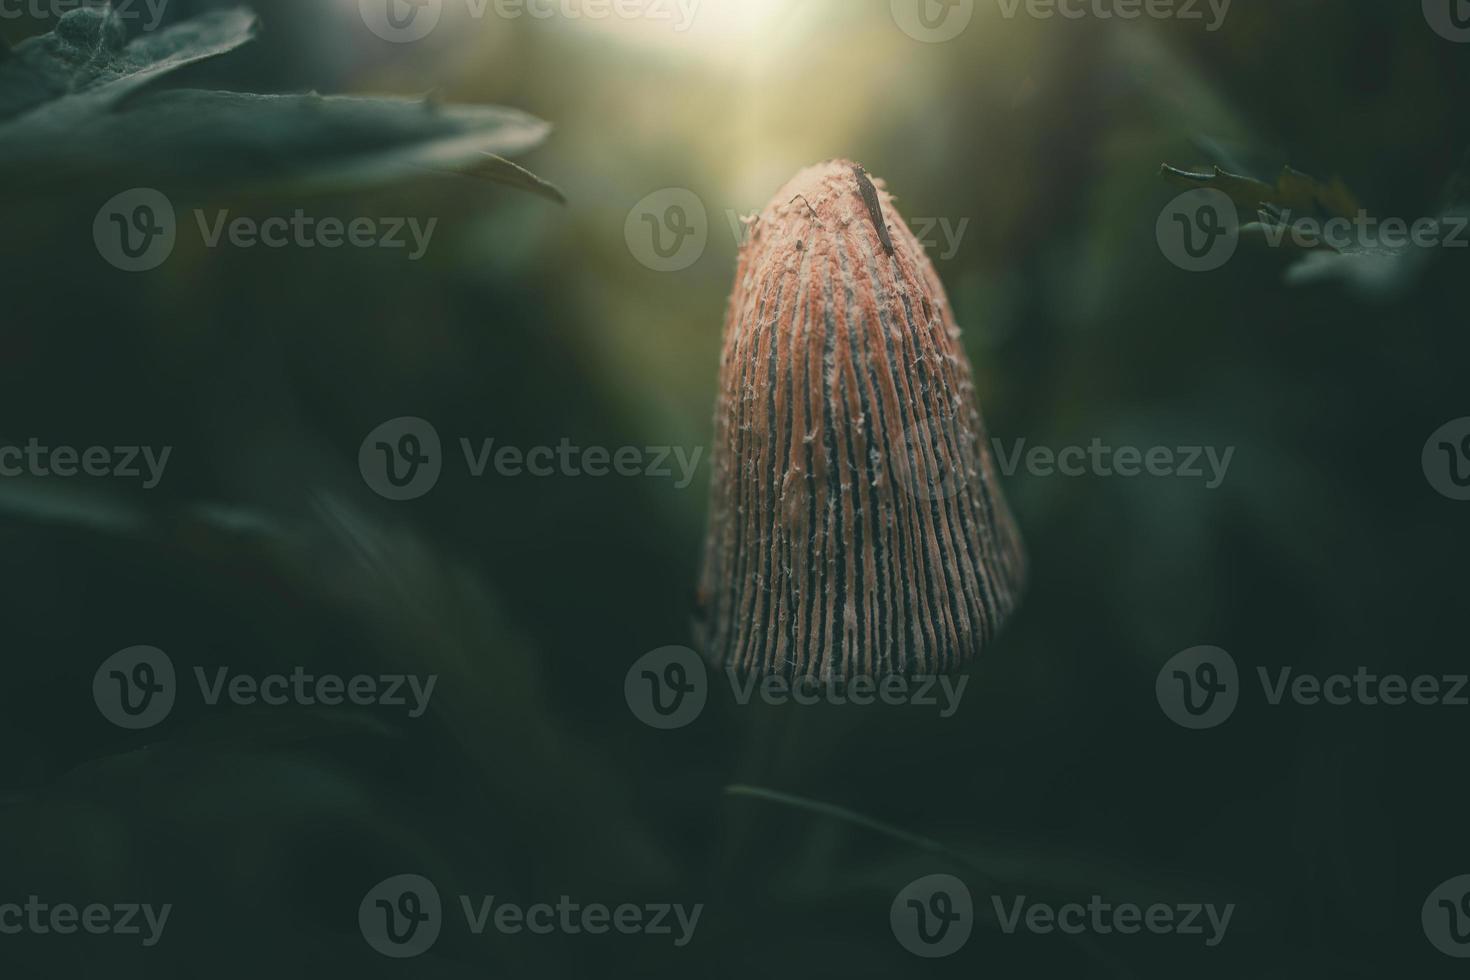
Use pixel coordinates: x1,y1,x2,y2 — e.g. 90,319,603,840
1,2,1467,976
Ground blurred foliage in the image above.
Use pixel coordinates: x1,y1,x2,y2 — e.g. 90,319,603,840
0,7,559,199
1,1,1468,977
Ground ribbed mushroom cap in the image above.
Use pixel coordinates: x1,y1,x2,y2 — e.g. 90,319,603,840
696,160,1026,679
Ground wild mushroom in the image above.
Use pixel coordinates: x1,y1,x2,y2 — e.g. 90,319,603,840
696,160,1026,680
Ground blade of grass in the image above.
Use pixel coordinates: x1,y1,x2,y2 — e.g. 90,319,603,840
726,783,997,882
724,784,1138,979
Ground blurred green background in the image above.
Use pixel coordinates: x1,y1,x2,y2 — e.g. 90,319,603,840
2,0,1469,975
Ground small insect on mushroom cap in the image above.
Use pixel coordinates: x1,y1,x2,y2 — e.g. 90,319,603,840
696,159,1026,681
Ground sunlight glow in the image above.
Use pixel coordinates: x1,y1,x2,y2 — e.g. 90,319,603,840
557,0,794,60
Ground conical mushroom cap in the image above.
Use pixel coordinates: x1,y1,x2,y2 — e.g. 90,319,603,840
697,160,1026,679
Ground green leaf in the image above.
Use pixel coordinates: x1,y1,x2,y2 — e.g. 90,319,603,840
0,6,562,202
458,152,568,204
0,6,257,123
1159,160,1453,296
2,89,562,200
1160,162,1360,218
